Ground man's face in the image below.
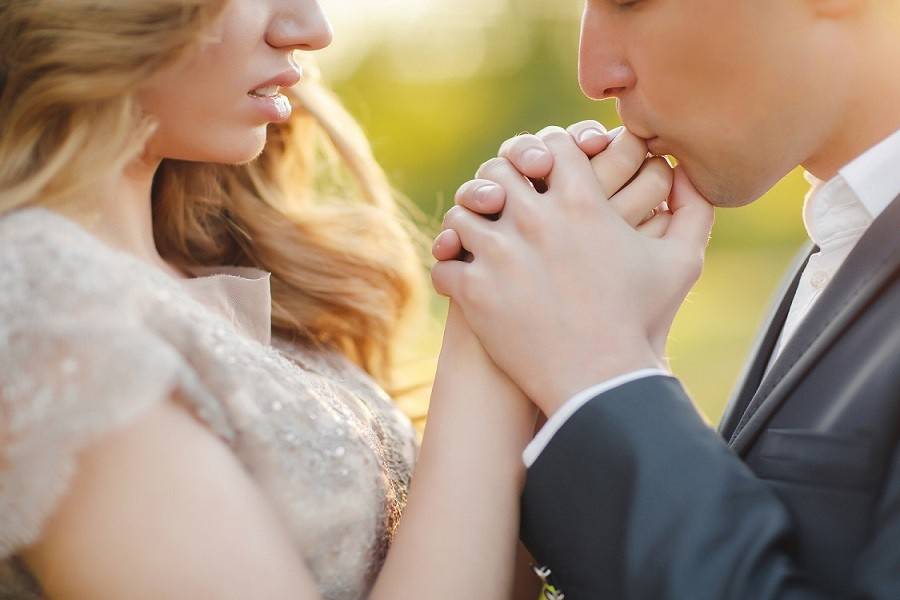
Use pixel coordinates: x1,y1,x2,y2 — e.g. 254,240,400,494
579,0,849,207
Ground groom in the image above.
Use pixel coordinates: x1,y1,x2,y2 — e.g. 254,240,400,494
433,0,900,598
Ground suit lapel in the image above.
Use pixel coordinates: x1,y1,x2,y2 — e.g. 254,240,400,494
717,245,815,440
729,194,900,455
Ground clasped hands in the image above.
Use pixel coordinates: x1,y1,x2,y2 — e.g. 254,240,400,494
431,121,715,417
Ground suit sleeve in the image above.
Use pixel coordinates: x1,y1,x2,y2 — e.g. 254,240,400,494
520,375,900,599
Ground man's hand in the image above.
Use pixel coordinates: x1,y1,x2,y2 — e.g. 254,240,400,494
430,126,714,417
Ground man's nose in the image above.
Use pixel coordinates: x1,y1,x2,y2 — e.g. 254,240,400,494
578,13,634,99
578,59,635,100
267,2,333,51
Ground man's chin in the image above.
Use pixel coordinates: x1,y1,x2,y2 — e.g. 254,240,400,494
680,163,768,209
698,186,758,209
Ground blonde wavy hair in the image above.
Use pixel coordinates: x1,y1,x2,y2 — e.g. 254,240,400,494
0,0,429,389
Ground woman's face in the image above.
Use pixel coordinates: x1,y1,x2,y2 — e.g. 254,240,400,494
139,0,332,165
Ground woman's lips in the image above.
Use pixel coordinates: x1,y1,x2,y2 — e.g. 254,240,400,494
246,67,303,123
247,93,292,122
249,85,281,98
249,66,304,94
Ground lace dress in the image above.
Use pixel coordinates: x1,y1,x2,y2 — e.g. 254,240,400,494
0,207,418,600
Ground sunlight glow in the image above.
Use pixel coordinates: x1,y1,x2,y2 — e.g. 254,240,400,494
317,0,581,82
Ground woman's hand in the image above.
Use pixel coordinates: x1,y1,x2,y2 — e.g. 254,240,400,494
432,120,674,266
430,125,713,417
371,302,538,600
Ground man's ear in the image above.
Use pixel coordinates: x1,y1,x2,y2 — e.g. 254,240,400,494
806,0,867,18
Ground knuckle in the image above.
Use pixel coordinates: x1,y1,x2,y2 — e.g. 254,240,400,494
500,133,541,158
497,136,519,157
537,127,573,147
497,136,516,156
454,180,478,205
576,119,607,131
558,191,597,219
512,201,544,238
441,204,465,229
562,186,594,212
481,230,507,258
475,156,512,179
536,125,568,139
567,119,606,137
550,178,577,205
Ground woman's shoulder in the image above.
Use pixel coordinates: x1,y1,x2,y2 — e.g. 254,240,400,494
0,206,166,319
0,207,234,435
0,207,238,566
1,205,115,264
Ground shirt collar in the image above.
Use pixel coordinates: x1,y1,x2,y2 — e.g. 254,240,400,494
802,127,900,249
838,127,900,219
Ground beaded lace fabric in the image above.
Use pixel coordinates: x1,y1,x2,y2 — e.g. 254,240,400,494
0,207,417,600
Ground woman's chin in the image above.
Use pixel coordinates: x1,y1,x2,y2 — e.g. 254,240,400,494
203,130,268,165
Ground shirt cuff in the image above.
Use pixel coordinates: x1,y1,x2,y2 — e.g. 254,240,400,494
522,368,672,468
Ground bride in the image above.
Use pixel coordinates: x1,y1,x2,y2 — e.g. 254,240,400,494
0,1,665,598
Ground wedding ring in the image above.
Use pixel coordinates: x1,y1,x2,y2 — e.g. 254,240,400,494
639,207,658,225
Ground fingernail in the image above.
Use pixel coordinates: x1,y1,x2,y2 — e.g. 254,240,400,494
577,127,606,144
475,182,500,201
522,147,548,167
606,126,625,140
432,229,453,255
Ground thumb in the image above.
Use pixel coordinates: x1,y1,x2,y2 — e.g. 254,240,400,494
665,166,715,251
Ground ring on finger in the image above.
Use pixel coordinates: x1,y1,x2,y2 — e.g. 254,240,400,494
639,207,659,225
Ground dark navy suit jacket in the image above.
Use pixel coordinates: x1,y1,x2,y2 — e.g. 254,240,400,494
521,193,900,599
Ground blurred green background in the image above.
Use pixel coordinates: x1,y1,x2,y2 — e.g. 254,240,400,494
317,0,809,425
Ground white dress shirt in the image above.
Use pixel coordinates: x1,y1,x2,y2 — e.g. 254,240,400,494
524,127,900,468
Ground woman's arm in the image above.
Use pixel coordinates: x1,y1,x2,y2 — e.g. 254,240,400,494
370,303,538,600
20,393,321,600
21,306,536,599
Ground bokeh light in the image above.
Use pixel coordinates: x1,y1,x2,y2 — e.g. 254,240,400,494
316,0,809,425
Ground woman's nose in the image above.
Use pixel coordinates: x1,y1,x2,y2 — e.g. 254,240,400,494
267,2,333,51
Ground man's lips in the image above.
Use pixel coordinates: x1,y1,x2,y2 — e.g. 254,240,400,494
646,137,670,156
604,121,672,156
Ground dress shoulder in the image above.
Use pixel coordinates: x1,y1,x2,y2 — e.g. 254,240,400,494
0,207,233,560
